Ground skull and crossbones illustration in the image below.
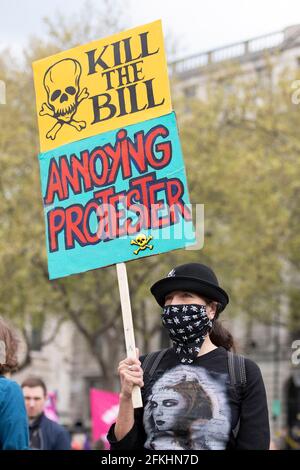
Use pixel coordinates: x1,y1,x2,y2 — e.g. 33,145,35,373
39,58,89,140
131,234,153,255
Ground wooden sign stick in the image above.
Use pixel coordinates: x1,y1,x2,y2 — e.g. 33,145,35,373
116,262,143,408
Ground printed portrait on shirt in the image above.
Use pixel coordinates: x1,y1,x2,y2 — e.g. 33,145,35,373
143,365,231,450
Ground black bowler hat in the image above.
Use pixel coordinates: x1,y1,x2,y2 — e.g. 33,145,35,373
150,263,229,312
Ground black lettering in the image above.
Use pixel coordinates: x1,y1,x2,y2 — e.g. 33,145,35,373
123,36,142,63
116,87,128,117
112,41,122,67
91,93,116,123
128,83,147,113
140,32,159,58
117,65,131,87
145,79,165,108
131,61,145,82
102,70,115,91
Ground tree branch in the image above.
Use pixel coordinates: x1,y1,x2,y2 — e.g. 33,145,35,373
16,327,32,372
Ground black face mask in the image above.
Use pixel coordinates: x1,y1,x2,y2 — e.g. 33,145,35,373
161,304,213,364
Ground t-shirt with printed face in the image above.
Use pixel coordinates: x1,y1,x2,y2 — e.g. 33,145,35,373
107,347,270,450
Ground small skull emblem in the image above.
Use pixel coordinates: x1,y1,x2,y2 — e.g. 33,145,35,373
131,234,153,255
39,58,89,140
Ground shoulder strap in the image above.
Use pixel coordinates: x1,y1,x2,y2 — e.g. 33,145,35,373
227,351,247,440
141,348,169,379
227,351,247,388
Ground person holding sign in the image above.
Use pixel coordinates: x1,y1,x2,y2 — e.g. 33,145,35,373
107,263,270,450
0,319,29,450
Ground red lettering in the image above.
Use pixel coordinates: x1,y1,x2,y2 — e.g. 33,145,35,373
94,187,115,239
65,206,86,249
166,179,189,224
145,126,171,168
127,131,147,174
44,160,64,204
125,203,147,234
60,153,91,198
119,130,131,179
130,174,155,209
104,141,122,184
126,188,145,234
149,181,170,229
89,148,110,186
108,193,126,238
82,201,101,244
71,151,92,192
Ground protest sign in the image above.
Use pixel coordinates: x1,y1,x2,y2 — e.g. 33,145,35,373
39,112,195,279
33,20,172,152
34,21,196,408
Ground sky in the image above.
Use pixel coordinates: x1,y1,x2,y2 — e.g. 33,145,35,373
1,0,300,60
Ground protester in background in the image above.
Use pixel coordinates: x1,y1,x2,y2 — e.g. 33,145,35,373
0,318,29,450
21,376,71,450
70,420,91,450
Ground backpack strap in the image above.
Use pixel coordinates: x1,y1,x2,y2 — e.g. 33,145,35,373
227,351,247,388
227,351,247,439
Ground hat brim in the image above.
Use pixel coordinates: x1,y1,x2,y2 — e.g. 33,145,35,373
150,276,229,311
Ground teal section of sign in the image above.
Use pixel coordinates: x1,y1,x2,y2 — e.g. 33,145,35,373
39,112,196,279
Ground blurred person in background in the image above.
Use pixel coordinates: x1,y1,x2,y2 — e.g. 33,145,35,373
70,420,91,450
21,376,71,450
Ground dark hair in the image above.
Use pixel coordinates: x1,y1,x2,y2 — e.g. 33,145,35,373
203,298,235,352
0,318,19,374
167,378,213,422
21,376,47,396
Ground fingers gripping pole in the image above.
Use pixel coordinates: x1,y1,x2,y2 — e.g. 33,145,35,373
116,262,143,408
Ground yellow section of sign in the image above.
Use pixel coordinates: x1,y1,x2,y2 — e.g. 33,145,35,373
33,20,172,152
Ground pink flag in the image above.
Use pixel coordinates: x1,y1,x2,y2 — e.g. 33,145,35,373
90,389,119,449
44,390,59,422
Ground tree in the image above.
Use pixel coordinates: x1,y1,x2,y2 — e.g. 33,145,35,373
0,1,182,387
0,1,131,388
175,61,300,332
